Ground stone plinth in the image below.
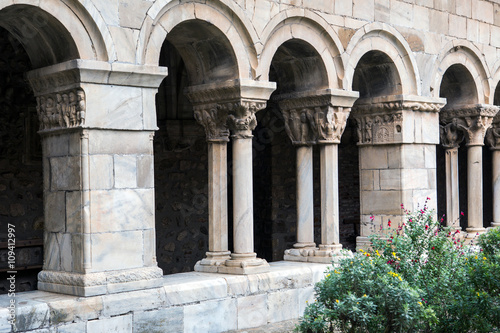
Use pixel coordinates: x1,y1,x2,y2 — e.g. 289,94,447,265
26,60,167,296
353,95,446,250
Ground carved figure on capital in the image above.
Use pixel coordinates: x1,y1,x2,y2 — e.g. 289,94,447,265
440,122,464,149
35,88,86,131
315,107,350,143
282,108,316,145
227,102,264,138
486,123,500,149
194,106,230,142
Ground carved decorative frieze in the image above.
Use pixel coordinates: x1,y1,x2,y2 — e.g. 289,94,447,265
439,104,499,123
36,88,86,131
352,101,443,113
440,122,464,149
353,112,403,144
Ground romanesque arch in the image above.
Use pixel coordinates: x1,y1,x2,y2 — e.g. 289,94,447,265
257,14,344,89
139,0,256,80
0,0,111,67
344,22,420,95
431,40,490,104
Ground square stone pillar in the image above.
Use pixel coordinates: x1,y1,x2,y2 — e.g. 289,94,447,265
353,95,446,250
26,60,167,296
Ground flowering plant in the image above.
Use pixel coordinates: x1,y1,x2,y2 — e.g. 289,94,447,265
296,200,500,332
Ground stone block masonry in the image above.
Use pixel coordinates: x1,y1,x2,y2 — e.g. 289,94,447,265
0,262,328,333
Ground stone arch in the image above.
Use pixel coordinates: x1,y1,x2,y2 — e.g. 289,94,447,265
344,22,420,95
431,40,491,104
257,15,344,89
0,0,111,68
139,1,256,81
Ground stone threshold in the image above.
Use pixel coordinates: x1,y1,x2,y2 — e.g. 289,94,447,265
0,261,331,333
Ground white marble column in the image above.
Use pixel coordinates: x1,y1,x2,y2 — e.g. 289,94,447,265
221,102,270,274
492,148,500,227
185,102,232,272
486,124,500,227
445,148,460,229
295,145,315,248
440,122,463,230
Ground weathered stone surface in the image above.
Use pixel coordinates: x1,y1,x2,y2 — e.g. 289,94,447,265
183,298,237,333
133,307,183,333
86,314,132,333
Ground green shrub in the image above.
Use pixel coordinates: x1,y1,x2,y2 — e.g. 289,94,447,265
296,200,500,333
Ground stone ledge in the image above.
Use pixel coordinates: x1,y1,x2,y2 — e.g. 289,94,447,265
0,261,329,333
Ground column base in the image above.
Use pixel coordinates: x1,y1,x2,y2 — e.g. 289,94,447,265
490,222,500,227
217,253,270,274
194,251,232,273
284,245,349,263
466,227,487,238
37,266,164,297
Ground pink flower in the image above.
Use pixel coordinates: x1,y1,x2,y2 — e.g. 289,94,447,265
431,246,435,250
425,225,429,230
461,211,464,216
426,197,431,201
388,220,392,227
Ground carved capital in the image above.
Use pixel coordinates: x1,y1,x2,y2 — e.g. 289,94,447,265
226,101,266,138
36,88,86,131
316,107,350,144
193,106,229,142
456,115,494,146
440,122,464,149
486,122,500,150
281,108,317,145
276,90,356,145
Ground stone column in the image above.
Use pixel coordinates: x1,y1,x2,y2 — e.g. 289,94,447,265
186,86,232,272
487,120,500,227
278,89,358,262
440,123,464,230
353,96,446,250
212,80,275,274
26,60,167,296
441,105,499,237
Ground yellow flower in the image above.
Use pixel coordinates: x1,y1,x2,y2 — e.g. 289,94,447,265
326,274,331,278
392,252,396,258
483,257,487,260
334,269,340,274
398,276,402,281
418,301,423,306
477,292,480,297
363,294,367,297
475,255,478,260
376,250,381,257
336,299,339,303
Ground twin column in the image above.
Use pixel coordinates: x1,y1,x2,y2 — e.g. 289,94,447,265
277,90,358,263
187,80,275,274
439,105,499,236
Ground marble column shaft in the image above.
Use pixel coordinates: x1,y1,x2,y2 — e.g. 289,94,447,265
295,145,315,247
320,143,340,246
445,148,460,229
466,144,484,232
493,149,500,227
232,136,255,254
208,141,229,254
